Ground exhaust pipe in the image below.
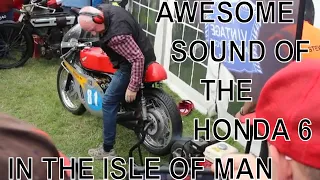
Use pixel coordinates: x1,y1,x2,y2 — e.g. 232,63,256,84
116,111,138,122
64,74,73,91
117,111,143,130
118,121,138,130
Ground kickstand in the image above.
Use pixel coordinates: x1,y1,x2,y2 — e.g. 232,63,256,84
128,121,152,166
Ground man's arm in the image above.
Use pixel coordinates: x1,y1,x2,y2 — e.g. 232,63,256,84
107,35,145,92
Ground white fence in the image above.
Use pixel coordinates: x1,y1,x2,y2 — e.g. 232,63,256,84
128,0,233,116
126,0,320,155
126,0,259,153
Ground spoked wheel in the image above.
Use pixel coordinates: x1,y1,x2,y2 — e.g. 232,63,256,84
0,23,33,69
137,88,183,156
57,65,86,115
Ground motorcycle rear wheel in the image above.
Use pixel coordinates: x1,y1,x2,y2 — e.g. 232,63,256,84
137,88,183,156
0,22,33,69
57,65,86,115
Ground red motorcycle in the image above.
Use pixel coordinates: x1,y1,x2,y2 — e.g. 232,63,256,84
57,24,183,155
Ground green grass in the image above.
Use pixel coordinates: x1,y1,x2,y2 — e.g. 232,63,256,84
0,58,243,178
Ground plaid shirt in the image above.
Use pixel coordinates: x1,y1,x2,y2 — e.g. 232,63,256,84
107,35,144,92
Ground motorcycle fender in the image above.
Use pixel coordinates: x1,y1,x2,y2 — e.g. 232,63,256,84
62,60,104,117
0,20,16,25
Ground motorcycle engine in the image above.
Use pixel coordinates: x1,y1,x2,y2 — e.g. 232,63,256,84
90,73,126,113
41,27,67,59
48,28,64,55
93,74,112,91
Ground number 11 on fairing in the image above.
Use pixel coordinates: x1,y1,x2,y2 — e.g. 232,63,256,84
87,89,98,106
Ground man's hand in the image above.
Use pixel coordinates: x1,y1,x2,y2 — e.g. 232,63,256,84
125,88,137,103
211,154,272,180
235,111,242,119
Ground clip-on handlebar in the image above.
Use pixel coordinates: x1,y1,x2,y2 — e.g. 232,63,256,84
60,42,93,60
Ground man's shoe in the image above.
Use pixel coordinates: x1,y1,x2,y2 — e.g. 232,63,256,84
88,145,116,160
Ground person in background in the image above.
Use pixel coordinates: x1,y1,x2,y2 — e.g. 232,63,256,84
299,0,320,60
0,113,67,179
0,0,14,21
271,0,319,60
212,59,320,180
0,112,94,179
235,0,317,119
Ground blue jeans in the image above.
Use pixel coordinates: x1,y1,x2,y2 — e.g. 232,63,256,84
0,9,14,21
103,68,131,151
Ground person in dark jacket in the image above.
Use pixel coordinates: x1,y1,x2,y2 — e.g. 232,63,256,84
0,0,14,21
78,5,156,159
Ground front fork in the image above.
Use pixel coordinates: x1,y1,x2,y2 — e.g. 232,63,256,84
64,73,73,91
61,60,80,92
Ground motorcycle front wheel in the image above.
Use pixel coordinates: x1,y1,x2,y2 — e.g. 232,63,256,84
57,65,86,115
137,88,183,156
0,22,33,69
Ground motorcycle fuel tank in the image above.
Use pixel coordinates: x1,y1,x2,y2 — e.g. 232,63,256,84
79,47,117,74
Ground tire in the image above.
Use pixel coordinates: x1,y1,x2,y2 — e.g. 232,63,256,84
137,88,183,156
169,139,193,164
0,22,33,69
57,65,86,115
